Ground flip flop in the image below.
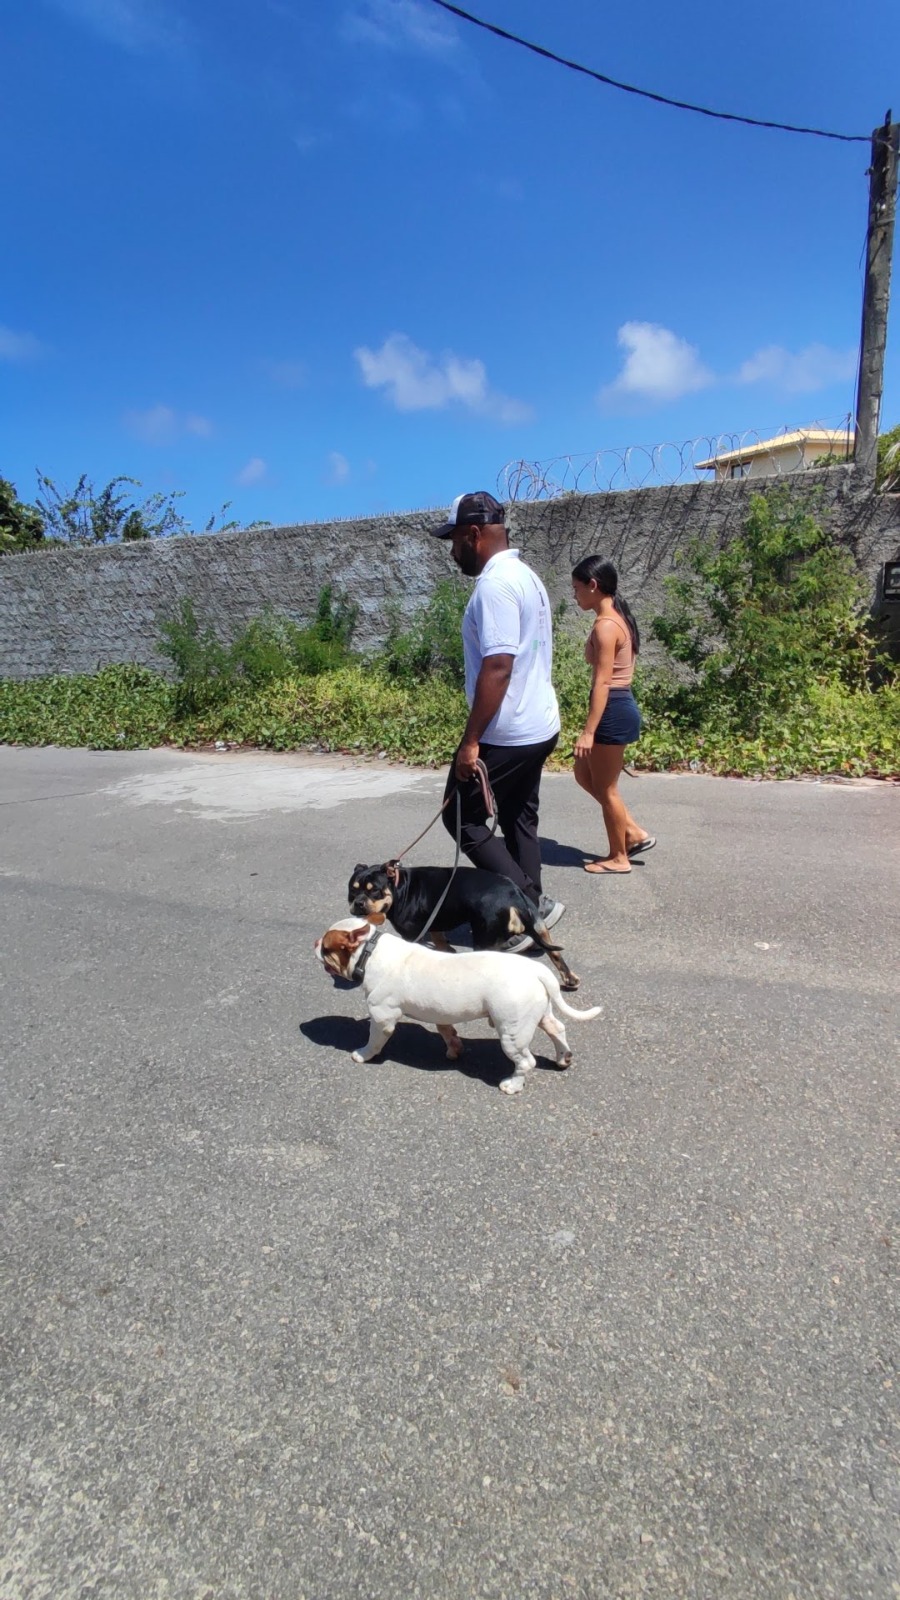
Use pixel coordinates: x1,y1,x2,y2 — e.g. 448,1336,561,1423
627,837,657,857
584,860,631,875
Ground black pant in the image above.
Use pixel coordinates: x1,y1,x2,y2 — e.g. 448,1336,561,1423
442,734,559,904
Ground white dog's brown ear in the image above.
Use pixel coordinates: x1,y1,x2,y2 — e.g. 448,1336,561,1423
349,924,371,946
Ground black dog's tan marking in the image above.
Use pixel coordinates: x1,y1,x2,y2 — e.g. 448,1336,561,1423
348,862,580,990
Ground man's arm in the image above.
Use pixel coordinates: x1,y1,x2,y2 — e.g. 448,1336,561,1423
455,654,513,781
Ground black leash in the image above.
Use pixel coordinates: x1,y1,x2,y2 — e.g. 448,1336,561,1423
385,758,499,948
411,787,463,946
390,757,497,863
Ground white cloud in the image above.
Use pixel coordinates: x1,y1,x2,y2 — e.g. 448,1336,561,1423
342,0,459,57
124,404,178,444
293,131,326,155
736,342,857,394
236,457,268,487
477,174,525,203
46,0,186,54
0,325,46,362
600,322,714,408
343,89,422,133
597,322,858,411
261,358,308,389
124,405,213,444
355,333,532,424
325,451,351,485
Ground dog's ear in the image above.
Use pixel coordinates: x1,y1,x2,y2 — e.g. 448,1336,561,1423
352,863,368,877
349,923,371,946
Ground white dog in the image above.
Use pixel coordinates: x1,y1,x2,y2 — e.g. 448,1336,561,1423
315,917,602,1095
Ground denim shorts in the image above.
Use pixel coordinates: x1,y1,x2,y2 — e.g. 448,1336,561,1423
594,688,642,746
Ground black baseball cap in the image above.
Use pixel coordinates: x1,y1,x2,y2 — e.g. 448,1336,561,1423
430,490,506,539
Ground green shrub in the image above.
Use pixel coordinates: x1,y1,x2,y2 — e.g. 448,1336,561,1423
157,587,359,714
310,584,358,648
877,422,900,492
649,489,883,733
228,609,352,686
169,665,467,766
0,664,174,748
627,678,900,778
35,471,192,544
2,507,897,780
380,579,467,687
550,626,590,732
157,597,234,714
0,475,45,552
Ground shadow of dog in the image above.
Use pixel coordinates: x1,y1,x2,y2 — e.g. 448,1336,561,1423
299,1015,562,1092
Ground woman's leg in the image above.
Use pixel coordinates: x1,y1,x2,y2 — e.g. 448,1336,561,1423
573,754,596,797
583,743,632,872
621,800,652,851
575,752,650,852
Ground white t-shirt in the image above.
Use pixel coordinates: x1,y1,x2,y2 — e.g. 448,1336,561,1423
462,548,560,746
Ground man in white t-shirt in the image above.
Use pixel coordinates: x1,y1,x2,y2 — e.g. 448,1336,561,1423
430,490,564,930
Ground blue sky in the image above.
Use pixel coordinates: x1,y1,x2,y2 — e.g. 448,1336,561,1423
2,0,898,528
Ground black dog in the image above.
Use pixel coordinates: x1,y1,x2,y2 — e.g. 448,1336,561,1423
348,862,580,990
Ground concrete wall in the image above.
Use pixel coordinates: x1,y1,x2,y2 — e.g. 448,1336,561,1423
1,468,897,679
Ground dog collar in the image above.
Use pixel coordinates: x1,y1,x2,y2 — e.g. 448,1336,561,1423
348,927,383,985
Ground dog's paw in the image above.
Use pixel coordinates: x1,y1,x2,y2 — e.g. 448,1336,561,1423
499,1074,525,1095
558,1050,573,1070
561,973,580,991
445,1040,464,1060
351,1050,366,1064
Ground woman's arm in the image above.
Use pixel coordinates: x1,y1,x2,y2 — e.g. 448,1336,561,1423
574,621,617,760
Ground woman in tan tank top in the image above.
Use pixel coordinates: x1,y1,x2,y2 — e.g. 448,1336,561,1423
571,556,655,874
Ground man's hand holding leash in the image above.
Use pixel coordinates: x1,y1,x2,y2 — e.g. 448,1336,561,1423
455,738,481,784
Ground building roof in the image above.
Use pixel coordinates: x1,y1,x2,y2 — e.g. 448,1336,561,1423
694,428,855,470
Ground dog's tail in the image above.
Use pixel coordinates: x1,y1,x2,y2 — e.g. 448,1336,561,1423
527,916,563,956
536,965,602,1021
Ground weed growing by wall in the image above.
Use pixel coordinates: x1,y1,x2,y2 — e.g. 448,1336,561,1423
1,533,898,778
158,588,359,714
378,580,467,688
0,664,174,748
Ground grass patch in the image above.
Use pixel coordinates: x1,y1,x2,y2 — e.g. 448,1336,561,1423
0,664,174,749
2,503,899,780
2,651,896,778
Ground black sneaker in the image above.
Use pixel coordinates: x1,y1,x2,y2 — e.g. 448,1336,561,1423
538,895,565,929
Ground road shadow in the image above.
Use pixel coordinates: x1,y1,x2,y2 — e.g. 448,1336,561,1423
539,834,595,868
540,835,648,871
300,1014,565,1091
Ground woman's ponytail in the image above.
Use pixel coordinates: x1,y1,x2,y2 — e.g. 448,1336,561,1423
612,594,640,655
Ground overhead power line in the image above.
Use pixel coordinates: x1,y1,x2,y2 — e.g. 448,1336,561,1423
425,0,870,145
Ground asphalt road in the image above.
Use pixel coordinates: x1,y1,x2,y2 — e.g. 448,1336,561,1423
1,746,897,1600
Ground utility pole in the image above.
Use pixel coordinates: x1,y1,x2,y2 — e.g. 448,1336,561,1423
854,113,900,481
